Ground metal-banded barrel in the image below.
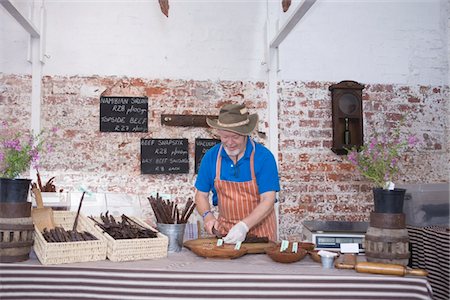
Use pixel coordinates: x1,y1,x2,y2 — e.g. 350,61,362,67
0,202,34,263
365,212,410,266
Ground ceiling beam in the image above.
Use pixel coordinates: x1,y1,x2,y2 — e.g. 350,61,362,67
270,0,316,48
1,0,40,37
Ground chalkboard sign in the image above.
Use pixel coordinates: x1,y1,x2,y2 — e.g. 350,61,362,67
100,96,148,132
195,138,220,174
141,139,189,174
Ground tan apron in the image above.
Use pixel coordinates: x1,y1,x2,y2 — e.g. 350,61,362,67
215,140,277,241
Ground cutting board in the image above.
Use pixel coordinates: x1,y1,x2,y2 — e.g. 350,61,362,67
184,237,275,254
188,243,248,259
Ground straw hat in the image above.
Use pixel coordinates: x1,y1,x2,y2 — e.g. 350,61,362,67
206,104,258,135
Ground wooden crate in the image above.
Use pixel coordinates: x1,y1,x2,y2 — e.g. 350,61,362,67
33,211,107,265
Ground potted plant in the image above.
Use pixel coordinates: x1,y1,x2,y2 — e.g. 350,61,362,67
346,121,419,213
0,121,55,203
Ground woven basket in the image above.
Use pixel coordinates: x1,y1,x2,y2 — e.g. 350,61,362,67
33,211,107,265
91,216,168,262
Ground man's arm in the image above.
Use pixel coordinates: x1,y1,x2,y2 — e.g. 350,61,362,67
242,191,276,229
194,189,217,234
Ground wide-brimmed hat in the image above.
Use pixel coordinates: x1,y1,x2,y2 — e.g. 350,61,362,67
207,104,258,135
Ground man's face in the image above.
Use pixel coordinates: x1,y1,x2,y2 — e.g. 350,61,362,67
217,130,247,157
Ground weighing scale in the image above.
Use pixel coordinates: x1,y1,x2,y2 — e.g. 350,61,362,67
302,220,368,252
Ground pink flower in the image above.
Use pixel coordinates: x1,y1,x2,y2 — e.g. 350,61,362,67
347,151,357,164
0,123,55,178
408,136,418,146
345,118,418,189
369,138,377,150
4,139,22,151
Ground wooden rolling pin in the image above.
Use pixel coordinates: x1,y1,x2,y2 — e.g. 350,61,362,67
336,261,428,277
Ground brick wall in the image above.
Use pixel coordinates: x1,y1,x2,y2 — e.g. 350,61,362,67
1,74,448,238
278,81,449,239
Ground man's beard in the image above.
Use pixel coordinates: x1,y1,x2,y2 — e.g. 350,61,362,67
224,147,241,157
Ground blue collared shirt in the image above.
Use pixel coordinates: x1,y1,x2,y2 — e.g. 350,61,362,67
195,138,280,205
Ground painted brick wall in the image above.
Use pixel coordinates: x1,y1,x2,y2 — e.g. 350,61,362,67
278,81,449,239
37,75,268,198
0,74,32,125
1,74,448,238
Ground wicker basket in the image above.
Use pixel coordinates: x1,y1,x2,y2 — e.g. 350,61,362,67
33,211,107,265
91,216,168,262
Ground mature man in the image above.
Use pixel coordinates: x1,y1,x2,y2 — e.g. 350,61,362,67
194,103,280,244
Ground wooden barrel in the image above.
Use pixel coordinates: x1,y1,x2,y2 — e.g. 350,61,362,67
0,202,34,263
364,212,410,266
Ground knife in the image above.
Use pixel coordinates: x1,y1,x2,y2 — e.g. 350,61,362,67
212,227,223,239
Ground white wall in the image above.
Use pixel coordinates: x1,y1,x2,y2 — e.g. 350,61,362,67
1,0,448,85
277,0,448,85
1,0,269,81
0,0,33,74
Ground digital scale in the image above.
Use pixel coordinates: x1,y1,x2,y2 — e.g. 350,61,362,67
302,220,368,252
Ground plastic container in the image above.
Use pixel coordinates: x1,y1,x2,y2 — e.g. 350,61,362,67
399,183,449,227
321,256,334,268
31,192,70,211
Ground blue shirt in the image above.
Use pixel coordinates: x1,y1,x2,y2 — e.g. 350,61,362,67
195,138,280,205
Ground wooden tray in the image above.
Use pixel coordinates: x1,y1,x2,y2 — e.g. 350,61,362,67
188,243,248,259
184,238,275,254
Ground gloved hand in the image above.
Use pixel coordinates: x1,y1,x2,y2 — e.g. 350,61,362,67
223,221,249,244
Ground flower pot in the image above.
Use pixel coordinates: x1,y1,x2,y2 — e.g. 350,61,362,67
373,188,406,214
0,178,32,203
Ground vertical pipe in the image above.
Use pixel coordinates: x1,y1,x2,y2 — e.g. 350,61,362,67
265,1,280,241
265,1,279,166
29,1,44,181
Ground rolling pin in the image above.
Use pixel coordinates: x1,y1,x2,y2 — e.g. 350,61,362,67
336,261,428,277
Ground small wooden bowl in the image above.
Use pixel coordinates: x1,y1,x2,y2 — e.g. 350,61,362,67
298,242,315,251
265,244,307,263
189,243,248,259
308,250,322,263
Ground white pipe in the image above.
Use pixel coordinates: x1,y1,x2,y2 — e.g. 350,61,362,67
29,1,44,181
265,2,279,165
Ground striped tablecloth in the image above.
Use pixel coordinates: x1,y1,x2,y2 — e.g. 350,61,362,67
0,249,433,300
408,225,450,300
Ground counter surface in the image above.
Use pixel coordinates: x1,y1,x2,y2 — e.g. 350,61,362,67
0,249,432,300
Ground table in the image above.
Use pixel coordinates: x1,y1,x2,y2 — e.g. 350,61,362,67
408,225,449,300
0,250,432,300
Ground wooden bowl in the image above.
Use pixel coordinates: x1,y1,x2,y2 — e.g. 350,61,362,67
265,244,307,263
188,243,248,259
308,250,322,263
298,242,315,251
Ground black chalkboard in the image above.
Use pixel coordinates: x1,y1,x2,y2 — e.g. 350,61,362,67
195,138,220,174
100,96,148,132
141,139,189,174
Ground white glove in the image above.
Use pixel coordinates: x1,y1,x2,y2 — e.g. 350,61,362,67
223,221,249,244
